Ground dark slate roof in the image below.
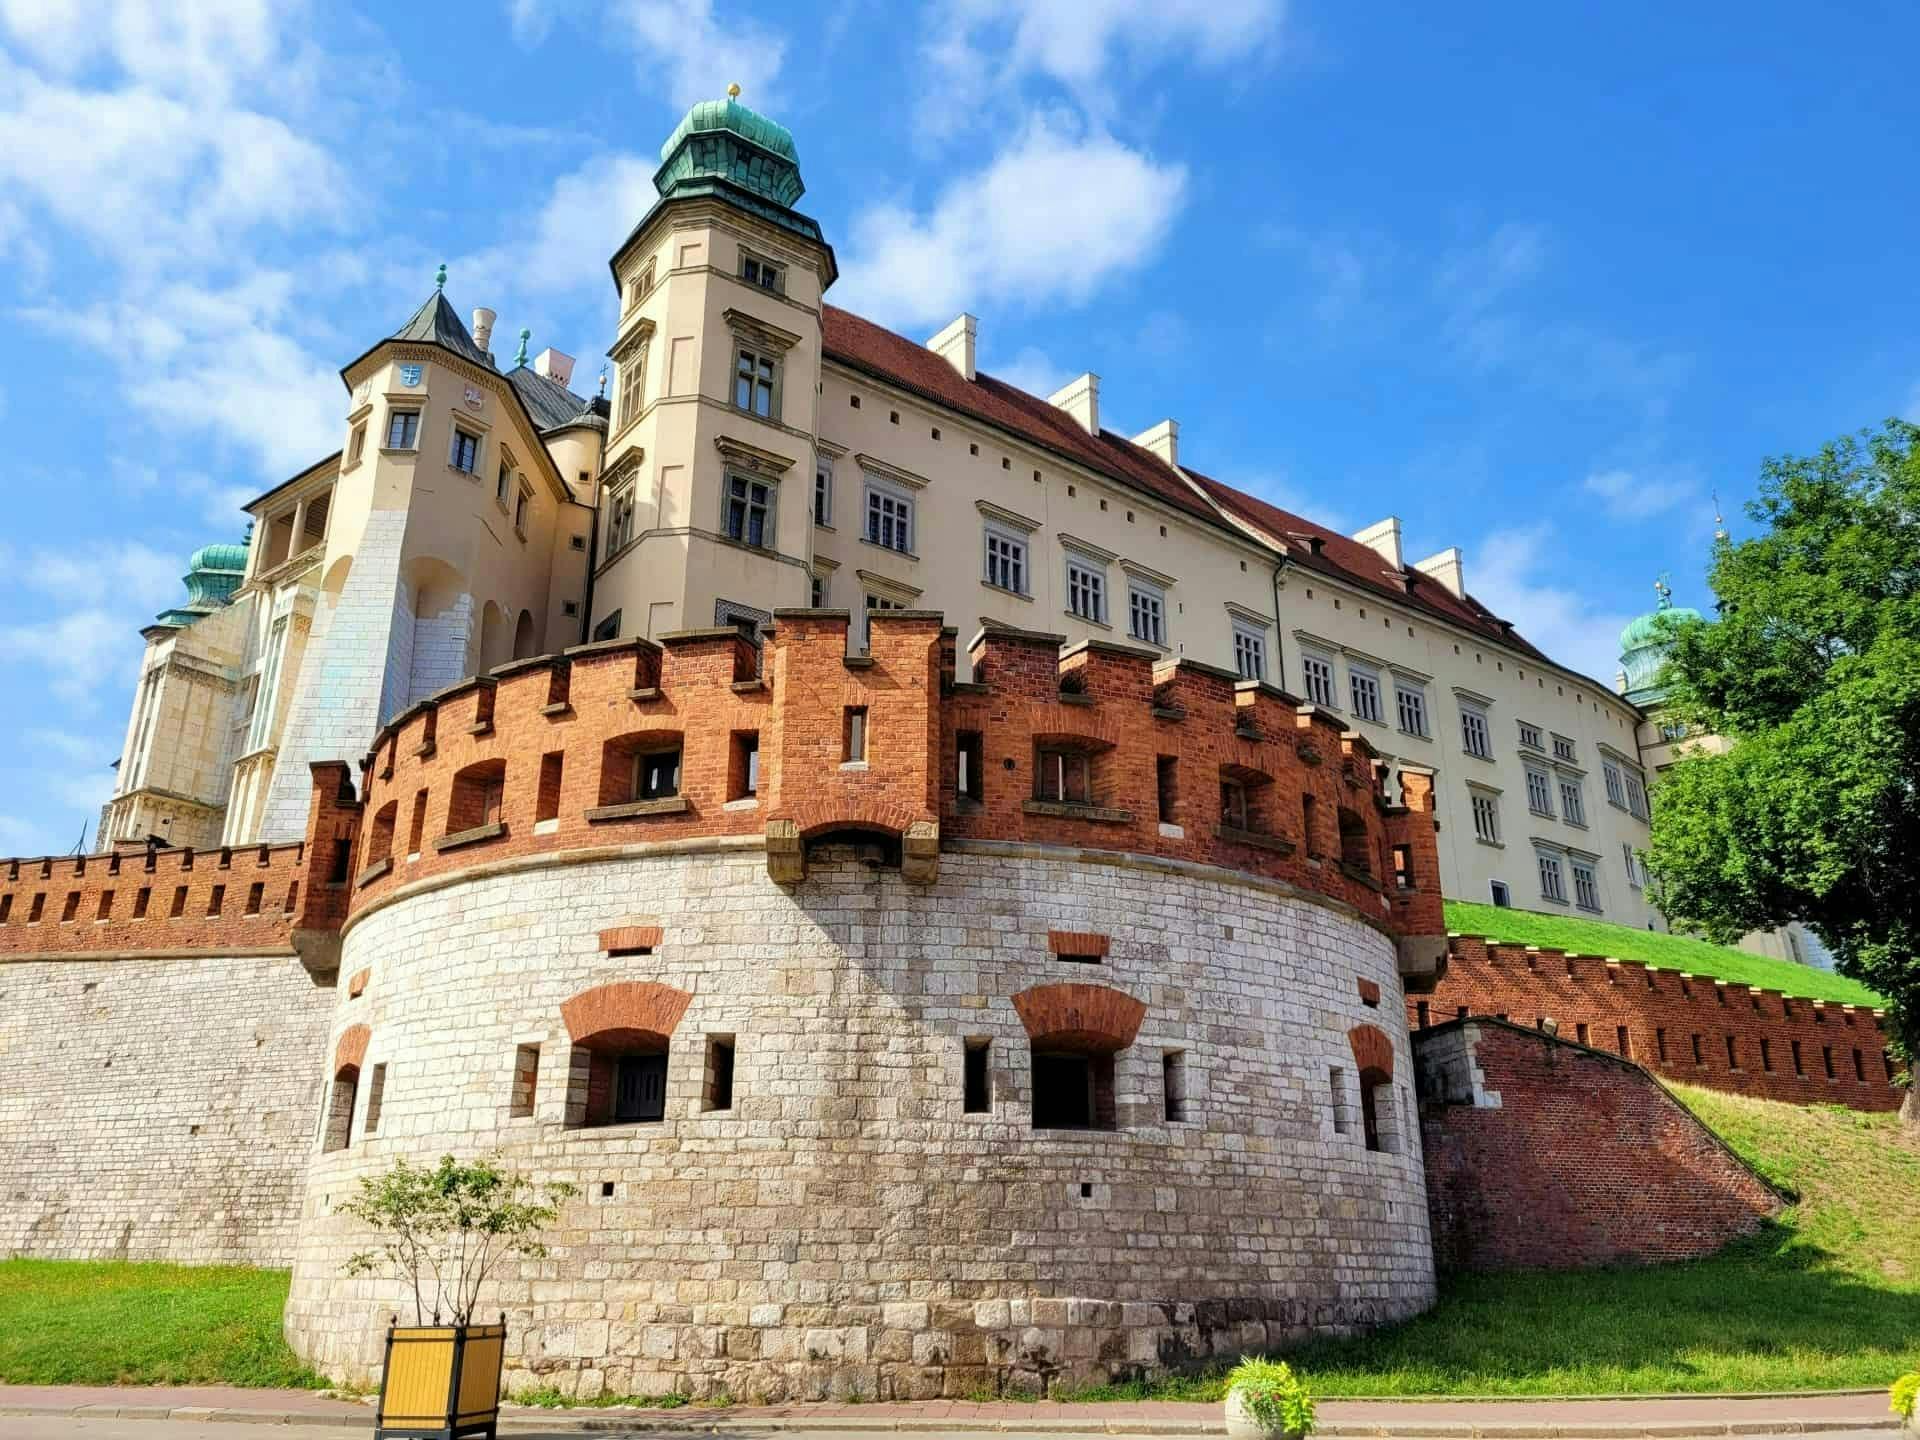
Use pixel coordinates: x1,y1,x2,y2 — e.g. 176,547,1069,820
391,291,494,369
821,302,1547,661
508,365,609,434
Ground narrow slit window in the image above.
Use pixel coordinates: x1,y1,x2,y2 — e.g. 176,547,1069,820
536,754,564,824
363,1063,387,1135
1162,1050,1187,1123
1156,755,1178,825
510,1044,540,1118
705,1036,736,1112
957,730,984,804
963,1039,991,1114
844,707,868,763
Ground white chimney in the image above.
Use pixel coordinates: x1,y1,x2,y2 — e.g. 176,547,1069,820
1048,372,1101,436
1414,546,1465,598
927,313,978,382
1133,419,1179,467
1352,517,1403,570
534,347,576,388
471,307,496,352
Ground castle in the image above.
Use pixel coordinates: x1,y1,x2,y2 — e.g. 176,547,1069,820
0,92,1903,1400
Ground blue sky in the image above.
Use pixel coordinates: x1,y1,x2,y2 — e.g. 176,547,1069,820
1,0,1916,855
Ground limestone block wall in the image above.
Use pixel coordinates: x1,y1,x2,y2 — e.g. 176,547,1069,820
285,843,1433,1400
0,951,335,1264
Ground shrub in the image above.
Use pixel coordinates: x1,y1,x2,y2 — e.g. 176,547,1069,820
1893,1372,1918,1423
1225,1357,1317,1437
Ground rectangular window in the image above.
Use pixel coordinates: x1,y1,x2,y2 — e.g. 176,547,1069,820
1552,733,1577,762
1035,747,1091,805
864,484,913,552
536,754,564,824
1537,851,1566,903
810,572,827,607
1622,842,1641,888
1525,766,1555,816
363,1063,387,1135
1233,624,1266,682
1470,790,1500,844
814,461,832,525
1031,1049,1115,1131
705,1036,736,1111
515,483,531,535
1220,777,1249,829
1328,1066,1349,1134
1603,761,1626,808
741,253,783,292
1656,1027,1669,1061
617,342,647,428
733,347,778,418
984,528,1027,594
634,747,682,800
207,884,225,917
132,887,150,920
963,1039,991,1113
1760,1038,1774,1072
606,480,636,557
511,1044,540,1117
1724,1034,1739,1069
1570,860,1600,911
449,426,480,473
724,473,775,548
1395,680,1429,737
1625,772,1649,819
347,422,367,466
496,459,512,505
1517,720,1543,751
1617,1025,1631,1057
1066,557,1105,623
1162,1050,1187,1122
1156,755,1178,825
844,706,868,763
625,258,654,311
1489,878,1511,907
385,409,420,449
957,730,984,803
1392,843,1414,890
1575,1022,1590,1046
1559,777,1586,826
1461,701,1492,759
1128,581,1165,646
1301,650,1336,707
1348,663,1383,723
1792,1039,1805,1075
1852,1047,1865,1082
1692,1033,1705,1065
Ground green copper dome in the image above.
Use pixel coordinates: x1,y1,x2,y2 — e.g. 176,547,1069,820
154,541,248,629
1619,578,1702,705
654,92,806,211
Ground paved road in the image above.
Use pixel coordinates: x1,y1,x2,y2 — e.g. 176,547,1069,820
0,1421,1903,1440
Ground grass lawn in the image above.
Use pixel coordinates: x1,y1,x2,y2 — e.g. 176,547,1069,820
1444,899,1884,1008
0,1260,324,1388
1072,1084,1920,1399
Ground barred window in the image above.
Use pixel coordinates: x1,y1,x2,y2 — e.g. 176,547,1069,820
1066,558,1105,623
1395,681,1429,737
1128,582,1165,646
1525,766,1555,816
1470,791,1500,844
985,529,1026,594
1233,625,1266,681
1537,851,1567,903
1349,663,1383,723
1301,650,1336,707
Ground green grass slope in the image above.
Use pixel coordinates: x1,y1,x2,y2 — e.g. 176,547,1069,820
0,1261,324,1387
1444,899,1884,1007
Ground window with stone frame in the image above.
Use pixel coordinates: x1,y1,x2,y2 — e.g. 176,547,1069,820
1536,849,1568,904
385,409,420,450
605,477,636,558
984,525,1027,595
724,471,776,549
1348,661,1384,723
1603,760,1627,808
1065,555,1106,624
814,459,833,526
514,481,532,536
1358,1068,1397,1153
449,426,480,474
1470,788,1501,844
1460,699,1492,759
616,334,649,430
1300,648,1337,707
1525,764,1555,817
1394,678,1429,737
322,1064,359,1152
1558,774,1586,826
1622,841,1641,889
1232,622,1267,682
864,480,913,553
1127,580,1166,646
733,345,779,419
740,251,784,293
1571,858,1602,912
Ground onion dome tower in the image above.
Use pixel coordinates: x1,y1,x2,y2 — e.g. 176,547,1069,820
1618,576,1703,706
154,541,249,629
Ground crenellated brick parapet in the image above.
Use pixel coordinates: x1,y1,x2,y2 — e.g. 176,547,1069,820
330,609,1445,963
1417,934,1907,1112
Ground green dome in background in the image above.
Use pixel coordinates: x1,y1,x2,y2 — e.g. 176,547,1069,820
654,89,806,211
155,541,249,629
1619,578,1702,706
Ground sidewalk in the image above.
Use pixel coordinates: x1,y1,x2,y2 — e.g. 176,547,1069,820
0,1384,1900,1436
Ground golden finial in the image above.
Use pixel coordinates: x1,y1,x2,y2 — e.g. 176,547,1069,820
726,82,742,98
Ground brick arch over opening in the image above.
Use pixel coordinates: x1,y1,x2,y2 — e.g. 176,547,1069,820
1349,1022,1394,1080
1012,983,1148,1055
561,981,693,1046
783,799,934,843
334,1023,370,1077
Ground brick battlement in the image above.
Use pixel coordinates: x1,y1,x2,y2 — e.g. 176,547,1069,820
339,609,1445,957
0,839,311,960
1416,933,1906,1112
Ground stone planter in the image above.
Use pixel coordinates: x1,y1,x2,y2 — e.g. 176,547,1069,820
1224,1387,1304,1440
374,1320,507,1440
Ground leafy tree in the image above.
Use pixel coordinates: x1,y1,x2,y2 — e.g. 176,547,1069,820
342,1154,577,1325
1647,420,1920,1128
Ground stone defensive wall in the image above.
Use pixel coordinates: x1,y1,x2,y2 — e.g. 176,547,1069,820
282,609,1448,1399
1417,935,1905,1112
1414,1018,1784,1271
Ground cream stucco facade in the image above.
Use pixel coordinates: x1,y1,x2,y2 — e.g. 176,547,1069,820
103,91,1665,930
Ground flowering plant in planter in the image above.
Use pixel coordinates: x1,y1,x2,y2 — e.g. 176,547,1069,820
1223,1357,1317,1440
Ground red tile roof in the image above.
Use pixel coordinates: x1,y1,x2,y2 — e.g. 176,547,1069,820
820,303,1546,661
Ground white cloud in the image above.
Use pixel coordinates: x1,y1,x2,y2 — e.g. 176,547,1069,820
923,0,1283,133
0,606,141,705
23,541,182,607
1582,466,1698,522
0,0,292,102
1239,471,1349,535
506,0,553,47
454,152,658,308
987,346,1068,400
610,0,786,110
837,115,1187,329
0,812,61,856
24,272,343,478
1470,524,1637,684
